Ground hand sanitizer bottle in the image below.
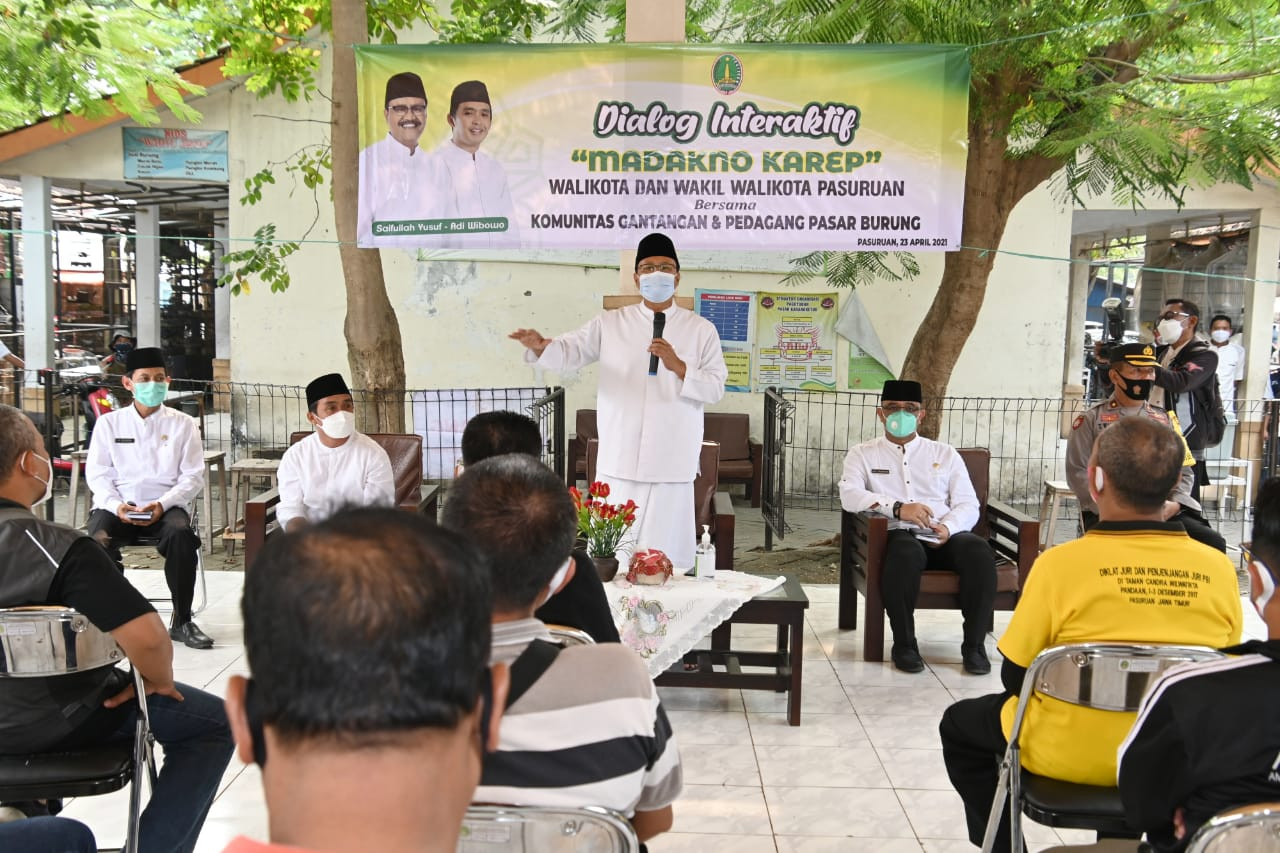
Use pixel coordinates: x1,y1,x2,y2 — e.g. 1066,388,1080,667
695,525,716,580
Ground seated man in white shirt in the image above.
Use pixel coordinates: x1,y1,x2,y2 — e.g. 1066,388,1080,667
86,347,211,649
275,373,394,533
838,380,997,675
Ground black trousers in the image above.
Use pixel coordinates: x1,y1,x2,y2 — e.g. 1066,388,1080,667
88,507,199,624
1189,458,1209,505
1081,509,1225,553
882,529,997,650
940,692,1014,851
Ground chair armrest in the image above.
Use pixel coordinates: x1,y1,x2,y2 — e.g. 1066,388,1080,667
986,498,1040,588
412,484,440,522
243,488,282,571
713,491,735,573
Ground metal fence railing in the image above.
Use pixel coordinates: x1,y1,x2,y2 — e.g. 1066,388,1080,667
762,387,1278,552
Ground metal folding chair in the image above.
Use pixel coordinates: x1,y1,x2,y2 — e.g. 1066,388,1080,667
0,607,158,853
982,642,1226,853
459,805,639,852
545,624,595,647
1186,802,1280,852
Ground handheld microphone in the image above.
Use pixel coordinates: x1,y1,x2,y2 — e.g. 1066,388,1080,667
649,312,666,375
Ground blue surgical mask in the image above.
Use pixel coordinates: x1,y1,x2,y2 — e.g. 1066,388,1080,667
885,410,918,438
638,272,676,304
133,381,168,407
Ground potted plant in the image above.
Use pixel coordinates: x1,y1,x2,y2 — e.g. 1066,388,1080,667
570,481,637,581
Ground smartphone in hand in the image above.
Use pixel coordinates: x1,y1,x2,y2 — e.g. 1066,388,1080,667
126,510,152,522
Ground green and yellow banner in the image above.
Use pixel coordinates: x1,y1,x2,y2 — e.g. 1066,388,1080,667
355,44,970,250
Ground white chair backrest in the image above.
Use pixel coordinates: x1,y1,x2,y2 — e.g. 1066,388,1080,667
1187,803,1280,853
0,606,123,676
459,805,638,853
546,625,595,647
1027,643,1225,712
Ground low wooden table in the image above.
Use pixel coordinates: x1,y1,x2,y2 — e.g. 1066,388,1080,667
655,576,809,725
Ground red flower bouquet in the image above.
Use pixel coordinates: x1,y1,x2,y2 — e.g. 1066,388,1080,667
569,481,637,558
626,548,674,586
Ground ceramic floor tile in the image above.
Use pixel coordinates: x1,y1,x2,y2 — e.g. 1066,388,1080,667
670,784,774,836
747,713,869,748
832,659,945,688
744,677,854,714
776,837,923,852
756,745,891,788
680,742,762,786
900,788,1059,843
764,786,915,838
800,585,840,604
846,685,957,717
946,687,1001,703
647,832,778,852
860,715,947,751
876,747,952,791
667,710,753,745
658,685,746,712
928,662,1004,690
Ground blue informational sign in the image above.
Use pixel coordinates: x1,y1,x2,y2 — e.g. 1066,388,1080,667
122,128,228,181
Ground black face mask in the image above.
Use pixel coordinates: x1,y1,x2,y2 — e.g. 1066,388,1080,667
112,344,133,358
1114,374,1153,401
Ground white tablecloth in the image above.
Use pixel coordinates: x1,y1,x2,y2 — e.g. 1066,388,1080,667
607,571,786,677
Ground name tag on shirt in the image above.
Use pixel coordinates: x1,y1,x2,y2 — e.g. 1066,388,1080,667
114,438,135,444
871,468,890,474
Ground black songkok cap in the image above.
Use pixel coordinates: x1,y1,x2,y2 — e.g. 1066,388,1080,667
125,347,165,373
385,72,427,107
635,232,679,270
449,80,491,114
306,373,351,407
881,380,923,404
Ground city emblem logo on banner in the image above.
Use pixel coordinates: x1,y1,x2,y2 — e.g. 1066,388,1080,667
712,53,743,94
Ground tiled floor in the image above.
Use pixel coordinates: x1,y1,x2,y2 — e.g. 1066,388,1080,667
54,568,1267,851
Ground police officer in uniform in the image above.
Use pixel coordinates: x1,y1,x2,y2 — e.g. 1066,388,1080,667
1066,342,1225,552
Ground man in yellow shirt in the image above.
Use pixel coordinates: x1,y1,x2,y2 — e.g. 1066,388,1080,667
938,416,1243,852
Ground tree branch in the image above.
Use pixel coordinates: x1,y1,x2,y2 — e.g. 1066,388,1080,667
1091,55,1280,85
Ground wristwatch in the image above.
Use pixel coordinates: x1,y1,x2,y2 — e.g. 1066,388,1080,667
892,501,903,519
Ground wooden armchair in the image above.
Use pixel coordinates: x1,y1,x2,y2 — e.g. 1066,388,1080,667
838,447,1039,661
243,432,440,570
586,438,735,573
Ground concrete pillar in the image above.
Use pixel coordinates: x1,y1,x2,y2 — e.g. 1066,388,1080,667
1242,208,1280,402
20,175,54,383
213,224,230,360
134,206,161,348
1063,236,1091,389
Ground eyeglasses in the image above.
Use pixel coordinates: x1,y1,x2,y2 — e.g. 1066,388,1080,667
1158,311,1190,322
389,104,426,116
881,404,922,414
637,264,678,275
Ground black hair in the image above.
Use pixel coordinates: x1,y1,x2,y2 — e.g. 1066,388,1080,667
1251,478,1280,574
1209,314,1233,330
442,453,575,612
1095,417,1183,513
460,411,542,465
243,508,492,747
0,404,39,479
1164,297,1201,321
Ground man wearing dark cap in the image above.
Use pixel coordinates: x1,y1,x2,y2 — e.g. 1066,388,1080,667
85,347,211,648
436,80,517,247
274,373,394,533
1066,342,1225,552
357,71,444,247
510,233,727,568
838,380,997,674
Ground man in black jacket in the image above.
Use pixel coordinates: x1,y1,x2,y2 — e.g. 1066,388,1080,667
1151,298,1219,502
1117,476,1280,851
458,410,620,643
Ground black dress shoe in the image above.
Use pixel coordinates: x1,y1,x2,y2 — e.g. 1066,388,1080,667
170,621,214,650
962,645,992,675
890,643,925,673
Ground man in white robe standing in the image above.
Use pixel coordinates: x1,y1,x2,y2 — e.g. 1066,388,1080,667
510,233,727,568
436,80,518,248
276,373,395,532
357,71,442,248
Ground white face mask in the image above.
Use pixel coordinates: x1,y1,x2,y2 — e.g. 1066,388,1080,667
1157,319,1185,346
318,410,355,440
27,451,53,507
638,272,676,304
1253,560,1276,619
1211,329,1232,344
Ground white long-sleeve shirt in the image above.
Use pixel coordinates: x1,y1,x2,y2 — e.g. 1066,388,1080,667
275,432,395,530
356,134,444,247
436,141,518,247
87,404,204,514
838,435,980,535
530,303,727,483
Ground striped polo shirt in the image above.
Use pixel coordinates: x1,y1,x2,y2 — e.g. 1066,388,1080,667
477,618,682,817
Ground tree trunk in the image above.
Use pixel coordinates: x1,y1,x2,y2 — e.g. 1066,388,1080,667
331,0,406,432
900,119,1047,437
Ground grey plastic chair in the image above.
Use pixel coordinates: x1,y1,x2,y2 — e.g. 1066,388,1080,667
981,642,1226,853
1186,803,1280,852
459,805,639,852
0,606,157,853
